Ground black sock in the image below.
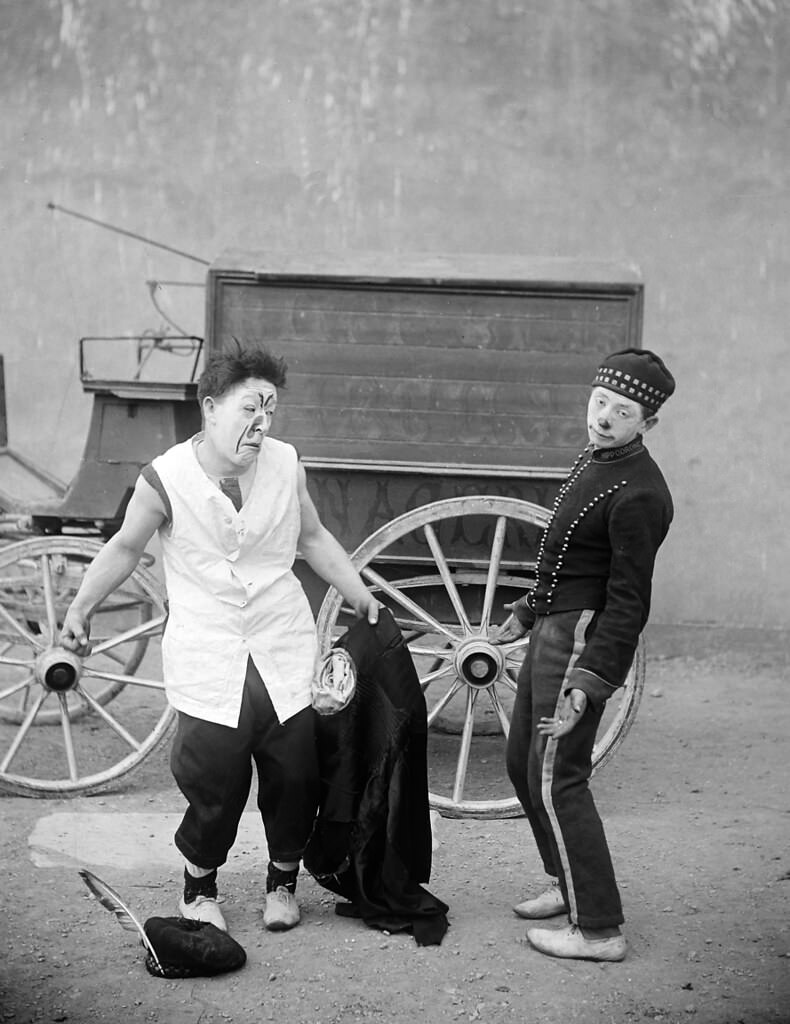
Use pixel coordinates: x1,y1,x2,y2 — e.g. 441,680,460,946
266,862,298,894
183,867,218,903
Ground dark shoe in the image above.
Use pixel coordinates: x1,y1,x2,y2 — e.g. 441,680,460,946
513,883,568,920
527,923,626,962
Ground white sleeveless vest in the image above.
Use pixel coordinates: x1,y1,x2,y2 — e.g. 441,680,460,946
152,435,318,727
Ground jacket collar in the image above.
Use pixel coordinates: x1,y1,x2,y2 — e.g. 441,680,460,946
591,435,645,463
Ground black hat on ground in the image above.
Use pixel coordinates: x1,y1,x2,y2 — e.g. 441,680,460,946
143,917,246,979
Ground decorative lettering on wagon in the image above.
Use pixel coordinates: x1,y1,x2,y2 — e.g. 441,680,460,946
366,479,401,535
306,472,556,559
307,474,354,536
307,475,400,543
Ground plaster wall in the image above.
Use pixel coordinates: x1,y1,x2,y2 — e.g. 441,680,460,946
1,0,788,627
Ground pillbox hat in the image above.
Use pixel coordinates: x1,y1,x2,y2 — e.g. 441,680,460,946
592,348,675,413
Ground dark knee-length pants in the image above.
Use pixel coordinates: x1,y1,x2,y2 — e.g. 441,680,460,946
505,610,624,930
171,657,319,869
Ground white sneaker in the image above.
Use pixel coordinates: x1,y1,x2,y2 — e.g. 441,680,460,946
513,883,568,919
263,887,300,931
178,894,228,932
527,923,626,962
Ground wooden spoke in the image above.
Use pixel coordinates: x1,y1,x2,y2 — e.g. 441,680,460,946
426,679,464,726
0,676,35,702
499,672,519,694
90,613,166,656
423,524,472,634
81,668,166,691
486,685,511,737
479,516,507,633
407,642,454,659
57,693,79,781
418,665,456,693
38,554,60,645
361,566,457,641
0,690,50,773
452,687,478,805
0,656,35,670
0,603,42,649
73,686,142,750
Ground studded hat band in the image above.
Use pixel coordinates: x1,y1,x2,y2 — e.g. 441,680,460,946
592,366,669,411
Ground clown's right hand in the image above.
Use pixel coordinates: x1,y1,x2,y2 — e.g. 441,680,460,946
488,603,530,645
59,607,93,657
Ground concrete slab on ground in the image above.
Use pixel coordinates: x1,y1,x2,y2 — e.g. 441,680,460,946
28,810,268,871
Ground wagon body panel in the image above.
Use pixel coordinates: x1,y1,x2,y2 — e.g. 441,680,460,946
206,251,644,495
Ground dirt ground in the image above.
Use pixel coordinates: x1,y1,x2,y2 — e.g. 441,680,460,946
1,623,788,1024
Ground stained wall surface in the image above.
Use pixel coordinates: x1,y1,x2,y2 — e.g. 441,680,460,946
2,0,788,627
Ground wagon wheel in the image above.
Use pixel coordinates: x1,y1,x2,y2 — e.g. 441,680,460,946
0,537,151,725
316,496,645,820
0,536,174,797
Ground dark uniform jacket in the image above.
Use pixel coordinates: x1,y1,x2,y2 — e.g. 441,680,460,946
521,436,673,709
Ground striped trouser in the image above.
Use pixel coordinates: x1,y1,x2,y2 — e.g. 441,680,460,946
505,610,624,929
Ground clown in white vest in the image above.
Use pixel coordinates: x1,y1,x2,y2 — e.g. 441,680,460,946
61,347,379,934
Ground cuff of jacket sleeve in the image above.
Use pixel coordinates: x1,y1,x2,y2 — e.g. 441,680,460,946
564,667,618,712
513,593,537,629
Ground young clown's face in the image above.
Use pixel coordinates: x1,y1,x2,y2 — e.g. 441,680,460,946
586,386,655,449
202,377,278,468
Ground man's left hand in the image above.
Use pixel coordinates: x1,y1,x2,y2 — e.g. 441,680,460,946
537,688,588,739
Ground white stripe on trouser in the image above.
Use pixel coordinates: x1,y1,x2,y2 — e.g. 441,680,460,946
540,608,595,925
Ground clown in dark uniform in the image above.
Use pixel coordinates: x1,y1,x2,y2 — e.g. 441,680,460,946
491,348,675,962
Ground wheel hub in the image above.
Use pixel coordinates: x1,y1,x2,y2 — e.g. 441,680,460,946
34,648,82,693
453,638,504,688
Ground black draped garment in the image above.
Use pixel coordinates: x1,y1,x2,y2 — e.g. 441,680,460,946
303,608,449,945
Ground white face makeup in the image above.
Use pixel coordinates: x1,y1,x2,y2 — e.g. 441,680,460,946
586,386,653,450
203,378,279,470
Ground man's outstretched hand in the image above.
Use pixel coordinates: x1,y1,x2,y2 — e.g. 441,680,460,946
537,688,588,739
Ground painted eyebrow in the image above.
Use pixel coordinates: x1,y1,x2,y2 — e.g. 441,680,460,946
240,389,276,407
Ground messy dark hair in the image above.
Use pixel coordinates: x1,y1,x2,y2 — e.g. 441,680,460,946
197,344,287,404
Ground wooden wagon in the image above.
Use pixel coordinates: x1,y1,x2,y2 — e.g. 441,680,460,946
0,252,646,817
